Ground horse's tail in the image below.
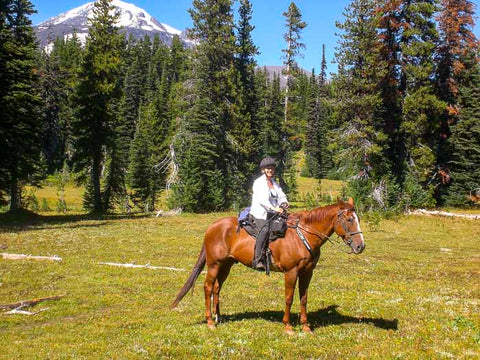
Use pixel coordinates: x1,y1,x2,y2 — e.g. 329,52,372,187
170,243,206,309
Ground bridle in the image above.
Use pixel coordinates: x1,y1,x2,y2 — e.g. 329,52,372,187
334,209,363,247
283,207,363,255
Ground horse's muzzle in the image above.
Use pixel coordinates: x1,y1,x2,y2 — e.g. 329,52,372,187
348,235,365,254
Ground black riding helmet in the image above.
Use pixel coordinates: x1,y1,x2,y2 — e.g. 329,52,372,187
260,156,276,169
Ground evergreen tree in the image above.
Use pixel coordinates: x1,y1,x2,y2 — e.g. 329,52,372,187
281,1,307,193
231,0,259,208
319,44,327,87
304,69,321,178
172,0,238,211
39,34,82,173
72,0,124,212
435,0,478,194
332,0,390,210
0,0,43,212
257,71,284,162
128,102,155,211
444,53,480,206
399,0,445,207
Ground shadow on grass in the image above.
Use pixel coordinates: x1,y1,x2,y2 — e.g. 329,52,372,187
220,305,398,331
0,209,152,232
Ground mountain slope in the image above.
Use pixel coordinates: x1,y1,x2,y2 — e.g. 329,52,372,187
34,0,191,49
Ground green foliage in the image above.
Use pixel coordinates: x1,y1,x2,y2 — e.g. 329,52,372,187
72,0,125,212
25,189,40,212
54,165,69,213
40,197,51,212
0,0,44,211
443,59,480,206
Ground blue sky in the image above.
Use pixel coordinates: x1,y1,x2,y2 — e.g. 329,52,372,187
31,0,480,76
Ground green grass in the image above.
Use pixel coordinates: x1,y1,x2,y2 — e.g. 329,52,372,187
0,210,479,359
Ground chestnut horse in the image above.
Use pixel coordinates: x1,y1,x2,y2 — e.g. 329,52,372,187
171,198,365,333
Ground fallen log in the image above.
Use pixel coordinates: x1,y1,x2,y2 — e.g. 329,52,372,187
408,209,480,220
1,294,65,311
4,308,50,316
1,253,63,261
99,262,186,271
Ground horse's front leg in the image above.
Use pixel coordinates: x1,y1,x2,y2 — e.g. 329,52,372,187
283,269,298,334
298,269,314,333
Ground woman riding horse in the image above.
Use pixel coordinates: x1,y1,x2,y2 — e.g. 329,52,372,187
250,156,288,270
171,196,365,333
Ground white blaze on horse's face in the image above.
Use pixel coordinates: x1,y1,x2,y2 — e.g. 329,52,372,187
352,212,365,253
337,209,365,254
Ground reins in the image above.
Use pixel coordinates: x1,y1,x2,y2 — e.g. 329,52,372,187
286,208,363,255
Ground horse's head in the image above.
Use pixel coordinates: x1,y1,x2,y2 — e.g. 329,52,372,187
334,197,365,254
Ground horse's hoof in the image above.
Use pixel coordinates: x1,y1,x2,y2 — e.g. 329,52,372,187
284,326,295,335
207,323,216,330
302,326,313,333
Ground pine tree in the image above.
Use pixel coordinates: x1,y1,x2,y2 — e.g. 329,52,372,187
172,0,238,211
128,102,155,211
39,34,82,173
304,69,321,178
281,2,307,193
257,72,284,162
435,0,478,191
444,53,480,206
0,0,44,212
332,0,391,210
398,0,445,207
230,0,259,208
319,44,327,87
72,0,124,212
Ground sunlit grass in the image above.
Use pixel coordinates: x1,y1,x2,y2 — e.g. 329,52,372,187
0,210,478,358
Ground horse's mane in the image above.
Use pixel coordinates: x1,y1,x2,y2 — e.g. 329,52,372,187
289,203,340,226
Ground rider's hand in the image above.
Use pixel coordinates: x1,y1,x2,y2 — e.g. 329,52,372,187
280,202,289,209
271,206,283,213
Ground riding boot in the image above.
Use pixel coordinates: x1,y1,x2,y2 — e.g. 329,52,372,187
252,218,269,270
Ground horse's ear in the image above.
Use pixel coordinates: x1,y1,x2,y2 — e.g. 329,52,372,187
347,197,354,206
337,197,346,208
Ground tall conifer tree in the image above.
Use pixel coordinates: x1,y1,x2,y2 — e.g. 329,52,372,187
72,0,124,212
435,0,478,194
0,0,43,212
332,0,390,210
281,2,307,194
444,54,480,205
172,0,238,211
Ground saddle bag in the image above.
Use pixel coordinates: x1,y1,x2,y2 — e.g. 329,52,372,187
270,214,287,238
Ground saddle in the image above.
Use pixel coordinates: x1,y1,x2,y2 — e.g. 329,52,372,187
237,212,288,241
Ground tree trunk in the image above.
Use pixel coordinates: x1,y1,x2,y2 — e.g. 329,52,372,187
9,172,20,212
92,154,103,212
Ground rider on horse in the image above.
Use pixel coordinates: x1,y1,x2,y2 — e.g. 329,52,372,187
250,157,289,270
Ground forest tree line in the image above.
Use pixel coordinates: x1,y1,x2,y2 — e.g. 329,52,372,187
1,0,479,215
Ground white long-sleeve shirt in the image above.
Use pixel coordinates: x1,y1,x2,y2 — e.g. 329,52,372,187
250,174,288,220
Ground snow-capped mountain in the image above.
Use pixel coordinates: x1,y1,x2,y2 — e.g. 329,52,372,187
34,0,192,50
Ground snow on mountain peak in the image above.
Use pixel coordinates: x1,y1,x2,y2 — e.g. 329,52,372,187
34,0,191,50
37,0,181,36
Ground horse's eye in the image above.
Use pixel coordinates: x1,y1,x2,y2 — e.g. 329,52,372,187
347,218,353,223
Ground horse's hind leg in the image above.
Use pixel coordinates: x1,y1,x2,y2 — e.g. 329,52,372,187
204,263,220,329
213,259,234,324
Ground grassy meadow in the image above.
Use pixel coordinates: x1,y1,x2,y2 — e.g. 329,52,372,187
1,180,479,359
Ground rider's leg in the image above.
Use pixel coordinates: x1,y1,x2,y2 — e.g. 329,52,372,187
252,218,269,269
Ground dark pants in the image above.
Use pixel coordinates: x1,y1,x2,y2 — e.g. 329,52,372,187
252,216,270,266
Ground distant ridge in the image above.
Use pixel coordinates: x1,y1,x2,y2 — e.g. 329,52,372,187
256,65,312,88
